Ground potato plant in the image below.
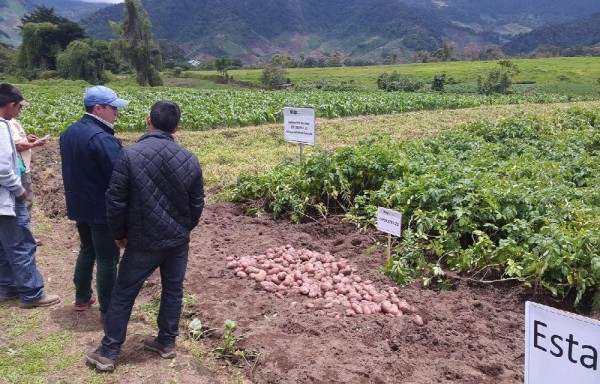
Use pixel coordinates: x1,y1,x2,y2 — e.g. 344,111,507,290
232,107,600,306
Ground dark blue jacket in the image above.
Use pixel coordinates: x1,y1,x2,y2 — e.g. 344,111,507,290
60,114,122,224
106,131,204,251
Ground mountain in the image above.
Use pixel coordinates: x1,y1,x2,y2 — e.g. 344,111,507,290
34,0,111,21
401,0,600,38
0,0,33,46
0,0,110,46
503,12,600,55
80,0,449,64
79,0,600,64
3,0,600,63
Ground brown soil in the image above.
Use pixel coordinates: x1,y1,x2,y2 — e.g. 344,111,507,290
12,140,596,383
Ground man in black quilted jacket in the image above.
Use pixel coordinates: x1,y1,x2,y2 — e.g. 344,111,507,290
85,100,205,371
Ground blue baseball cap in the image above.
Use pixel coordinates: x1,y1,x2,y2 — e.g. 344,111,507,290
83,86,129,108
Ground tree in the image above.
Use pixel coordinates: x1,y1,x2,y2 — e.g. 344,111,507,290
431,74,446,92
270,53,293,68
477,60,519,95
20,6,86,50
17,22,60,77
0,43,16,73
261,63,287,88
214,57,230,79
17,6,86,77
110,0,162,86
377,71,422,92
56,40,106,84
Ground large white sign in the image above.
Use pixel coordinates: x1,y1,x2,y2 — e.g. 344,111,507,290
376,207,402,236
283,107,315,145
525,301,600,384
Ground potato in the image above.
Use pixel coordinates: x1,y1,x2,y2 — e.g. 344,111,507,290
250,269,267,282
351,302,363,314
413,314,424,326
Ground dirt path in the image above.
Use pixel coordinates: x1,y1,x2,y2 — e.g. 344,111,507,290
6,140,592,383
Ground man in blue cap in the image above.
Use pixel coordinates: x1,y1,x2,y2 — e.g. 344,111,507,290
60,86,129,323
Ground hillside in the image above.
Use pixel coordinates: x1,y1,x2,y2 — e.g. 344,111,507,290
503,12,600,55
3,0,600,63
0,0,108,46
81,0,448,64
402,0,600,32
79,0,600,64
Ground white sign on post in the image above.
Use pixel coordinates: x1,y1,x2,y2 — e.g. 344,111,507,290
376,207,402,236
283,107,315,145
525,301,600,384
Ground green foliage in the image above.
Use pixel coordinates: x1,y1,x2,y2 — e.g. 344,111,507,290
431,73,446,92
214,57,230,79
187,318,215,341
294,79,364,92
20,5,86,50
15,86,582,136
477,69,512,95
261,64,287,88
56,40,107,84
377,71,423,92
17,6,86,78
231,108,600,305
110,0,162,86
477,60,520,95
0,43,16,73
17,22,60,78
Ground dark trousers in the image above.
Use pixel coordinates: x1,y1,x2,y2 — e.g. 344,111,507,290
74,222,120,314
100,245,189,359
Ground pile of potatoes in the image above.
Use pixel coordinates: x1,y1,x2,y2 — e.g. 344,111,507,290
227,244,423,325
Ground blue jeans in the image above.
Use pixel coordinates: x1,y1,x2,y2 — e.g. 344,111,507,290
101,245,189,359
0,201,45,303
74,222,120,314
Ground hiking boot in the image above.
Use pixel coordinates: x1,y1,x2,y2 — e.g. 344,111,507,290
143,337,176,359
18,294,60,308
85,348,115,372
0,295,18,303
74,296,96,311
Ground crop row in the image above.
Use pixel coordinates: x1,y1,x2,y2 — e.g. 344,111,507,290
17,86,582,136
231,107,600,306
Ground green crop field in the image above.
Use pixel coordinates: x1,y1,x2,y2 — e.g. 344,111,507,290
9,58,600,306
187,56,600,94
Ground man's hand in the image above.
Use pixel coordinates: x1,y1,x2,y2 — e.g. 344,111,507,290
115,238,128,249
16,190,28,201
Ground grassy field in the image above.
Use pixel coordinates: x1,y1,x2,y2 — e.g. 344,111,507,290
185,56,600,93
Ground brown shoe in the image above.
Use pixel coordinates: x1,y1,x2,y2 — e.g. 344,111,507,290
143,337,176,359
18,294,60,308
74,296,96,311
85,348,115,372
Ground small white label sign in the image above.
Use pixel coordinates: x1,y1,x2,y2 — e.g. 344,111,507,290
376,207,402,236
525,301,600,384
284,107,315,145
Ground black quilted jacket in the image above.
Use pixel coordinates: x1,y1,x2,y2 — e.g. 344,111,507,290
106,130,204,251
